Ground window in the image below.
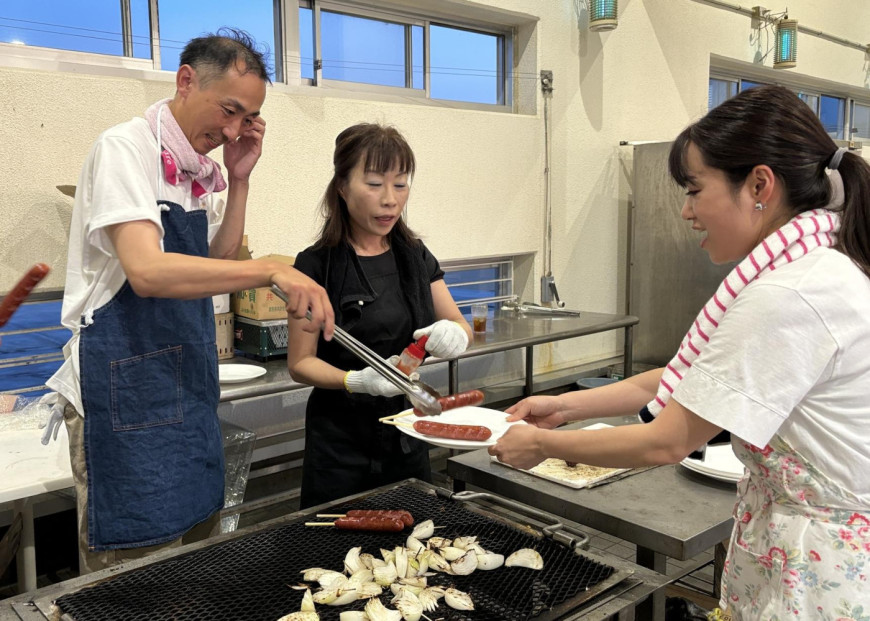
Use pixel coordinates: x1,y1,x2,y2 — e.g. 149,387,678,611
820,95,845,140
709,74,859,143
1,1,524,111
442,257,514,316
708,77,737,109
851,102,870,141
797,92,819,114
318,10,420,89
739,79,767,91
0,0,150,59
157,1,276,77
430,25,503,105
305,3,511,106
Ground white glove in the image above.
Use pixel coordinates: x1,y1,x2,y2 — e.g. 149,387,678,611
344,357,406,398
39,393,67,445
414,320,468,359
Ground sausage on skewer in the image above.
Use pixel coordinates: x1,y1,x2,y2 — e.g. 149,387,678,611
305,516,405,532
413,420,492,442
316,510,414,527
413,389,484,417
346,509,414,527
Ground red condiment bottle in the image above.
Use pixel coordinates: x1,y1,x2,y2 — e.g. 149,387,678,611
396,335,428,375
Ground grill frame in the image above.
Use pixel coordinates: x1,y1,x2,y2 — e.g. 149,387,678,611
11,480,664,621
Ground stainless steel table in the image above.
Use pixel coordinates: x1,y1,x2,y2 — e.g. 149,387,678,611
450,308,638,394
448,425,736,621
219,308,639,402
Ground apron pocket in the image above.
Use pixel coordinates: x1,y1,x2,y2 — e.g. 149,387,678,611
723,539,785,615
110,345,183,430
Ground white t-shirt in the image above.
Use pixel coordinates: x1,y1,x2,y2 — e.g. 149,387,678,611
673,248,870,499
47,117,225,417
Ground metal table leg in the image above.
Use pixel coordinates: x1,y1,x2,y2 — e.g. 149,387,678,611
623,325,634,379
524,346,534,395
634,546,667,621
13,498,36,593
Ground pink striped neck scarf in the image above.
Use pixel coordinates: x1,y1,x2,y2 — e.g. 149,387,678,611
646,208,841,417
145,98,227,199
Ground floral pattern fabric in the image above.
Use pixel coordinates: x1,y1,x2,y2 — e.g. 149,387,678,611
721,435,870,620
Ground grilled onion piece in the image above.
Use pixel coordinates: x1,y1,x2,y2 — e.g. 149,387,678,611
505,548,544,570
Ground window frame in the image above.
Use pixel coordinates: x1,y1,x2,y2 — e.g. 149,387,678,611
0,0,527,113
440,254,517,317
850,101,870,141
300,0,514,110
709,62,869,143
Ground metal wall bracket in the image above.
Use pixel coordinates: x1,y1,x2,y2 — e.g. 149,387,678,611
540,70,554,94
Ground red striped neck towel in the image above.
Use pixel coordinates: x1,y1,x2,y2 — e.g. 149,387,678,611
145,98,228,198
646,208,841,417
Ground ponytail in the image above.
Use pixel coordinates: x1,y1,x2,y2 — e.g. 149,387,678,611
834,152,870,277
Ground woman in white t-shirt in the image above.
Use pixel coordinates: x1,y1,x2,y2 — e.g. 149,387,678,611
489,85,870,619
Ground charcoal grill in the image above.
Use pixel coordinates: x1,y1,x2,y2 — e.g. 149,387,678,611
5,481,666,621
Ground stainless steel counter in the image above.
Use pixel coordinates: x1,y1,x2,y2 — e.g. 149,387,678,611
218,357,297,402
219,308,639,402
451,308,638,394
447,420,736,621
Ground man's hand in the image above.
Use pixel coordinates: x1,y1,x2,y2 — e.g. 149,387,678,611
271,266,335,340
224,116,266,182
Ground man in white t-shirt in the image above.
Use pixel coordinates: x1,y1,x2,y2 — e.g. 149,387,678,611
46,29,334,574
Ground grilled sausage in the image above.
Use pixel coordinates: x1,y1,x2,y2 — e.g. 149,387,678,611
0,263,50,328
334,516,405,532
346,509,414,527
413,389,484,416
413,420,492,442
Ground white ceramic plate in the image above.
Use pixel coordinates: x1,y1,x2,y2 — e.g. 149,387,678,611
680,444,745,483
392,406,525,450
219,364,267,384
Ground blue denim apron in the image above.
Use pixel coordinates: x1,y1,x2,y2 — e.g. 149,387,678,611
79,119,223,550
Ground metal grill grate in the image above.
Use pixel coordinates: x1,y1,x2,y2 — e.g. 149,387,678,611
56,485,616,621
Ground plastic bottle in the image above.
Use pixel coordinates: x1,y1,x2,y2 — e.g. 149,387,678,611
396,335,428,375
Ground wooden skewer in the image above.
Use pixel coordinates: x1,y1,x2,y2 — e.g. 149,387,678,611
305,522,338,527
316,513,346,518
378,411,413,422
380,420,414,428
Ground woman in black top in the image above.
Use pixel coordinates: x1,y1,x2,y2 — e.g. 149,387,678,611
288,123,472,509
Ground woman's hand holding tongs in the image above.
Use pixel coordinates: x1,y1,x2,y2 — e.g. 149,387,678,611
343,356,408,397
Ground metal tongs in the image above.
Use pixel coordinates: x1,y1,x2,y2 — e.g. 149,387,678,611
270,285,443,416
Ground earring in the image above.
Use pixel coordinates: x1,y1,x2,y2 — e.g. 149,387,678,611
754,202,765,211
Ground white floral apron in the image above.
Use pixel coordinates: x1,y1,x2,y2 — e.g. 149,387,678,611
721,435,870,620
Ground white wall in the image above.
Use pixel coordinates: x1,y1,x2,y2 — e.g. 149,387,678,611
1,0,868,372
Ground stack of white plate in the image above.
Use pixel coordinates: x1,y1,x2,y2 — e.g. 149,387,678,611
680,444,745,483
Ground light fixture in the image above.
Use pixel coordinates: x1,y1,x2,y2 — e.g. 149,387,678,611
588,0,618,32
774,17,798,69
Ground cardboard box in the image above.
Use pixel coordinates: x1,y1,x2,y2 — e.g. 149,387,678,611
231,252,296,320
214,312,235,360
